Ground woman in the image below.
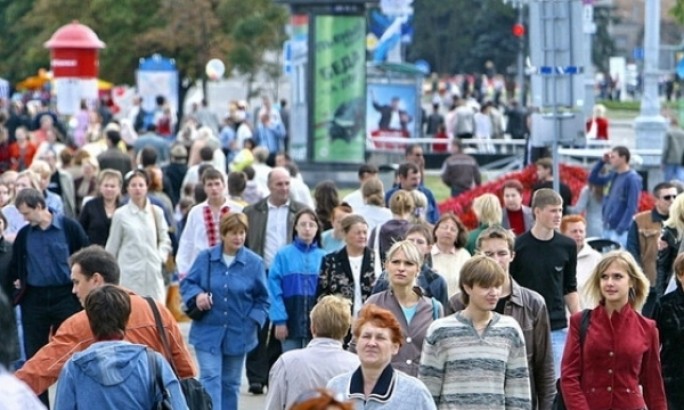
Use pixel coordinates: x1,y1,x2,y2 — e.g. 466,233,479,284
585,104,608,140
431,213,471,296
8,126,37,171
327,304,436,409
314,181,340,232
318,214,376,317
465,193,502,254
269,209,327,352
0,181,12,208
106,170,171,302
0,211,12,297
369,190,414,266
560,251,666,410
73,156,99,215
356,177,392,231
657,193,684,297
567,182,603,238
290,389,353,410
2,170,41,242
79,169,123,246
652,252,684,409
321,204,353,253
180,213,269,410
356,241,442,377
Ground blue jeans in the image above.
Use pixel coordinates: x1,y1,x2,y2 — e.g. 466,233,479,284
551,328,568,379
281,338,309,353
603,228,627,249
664,164,684,182
196,349,245,410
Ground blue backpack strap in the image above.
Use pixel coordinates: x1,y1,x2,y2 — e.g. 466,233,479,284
431,297,442,320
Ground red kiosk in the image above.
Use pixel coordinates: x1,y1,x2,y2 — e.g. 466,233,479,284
44,21,105,115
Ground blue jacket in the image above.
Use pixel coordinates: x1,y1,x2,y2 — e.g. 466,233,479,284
54,341,187,410
588,160,642,234
268,238,326,338
180,245,269,355
384,186,440,224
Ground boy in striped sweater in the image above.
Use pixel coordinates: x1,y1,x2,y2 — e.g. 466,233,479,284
418,256,531,409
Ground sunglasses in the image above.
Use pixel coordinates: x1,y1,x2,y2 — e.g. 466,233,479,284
661,195,677,201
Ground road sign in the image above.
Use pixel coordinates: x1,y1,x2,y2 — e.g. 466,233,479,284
538,66,583,75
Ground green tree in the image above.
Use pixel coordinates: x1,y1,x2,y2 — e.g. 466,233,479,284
592,5,618,74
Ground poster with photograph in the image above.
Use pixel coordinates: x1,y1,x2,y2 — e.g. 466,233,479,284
366,82,417,149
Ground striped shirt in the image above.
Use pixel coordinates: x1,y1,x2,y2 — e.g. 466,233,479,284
418,312,531,410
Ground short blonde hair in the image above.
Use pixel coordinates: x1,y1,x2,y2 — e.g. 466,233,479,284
389,189,415,216
29,160,52,179
472,193,502,226
583,251,650,310
310,295,353,340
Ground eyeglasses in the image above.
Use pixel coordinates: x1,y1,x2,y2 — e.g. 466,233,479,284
661,195,677,201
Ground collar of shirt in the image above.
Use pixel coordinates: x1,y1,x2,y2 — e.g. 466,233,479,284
348,364,396,403
431,246,458,256
267,199,290,210
128,200,150,215
32,212,62,231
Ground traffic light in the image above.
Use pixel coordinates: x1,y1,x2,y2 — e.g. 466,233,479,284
512,23,525,38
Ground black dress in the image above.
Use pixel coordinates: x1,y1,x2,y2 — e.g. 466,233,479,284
78,197,120,246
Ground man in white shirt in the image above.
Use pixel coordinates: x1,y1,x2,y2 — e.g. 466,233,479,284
243,167,309,394
265,295,359,410
176,168,243,278
342,164,378,211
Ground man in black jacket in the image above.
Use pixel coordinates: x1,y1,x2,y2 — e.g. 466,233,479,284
8,188,89,406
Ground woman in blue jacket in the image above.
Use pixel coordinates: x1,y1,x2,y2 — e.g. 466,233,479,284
180,213,269,410
268,209,327,352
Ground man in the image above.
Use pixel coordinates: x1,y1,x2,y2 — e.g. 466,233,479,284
404,144,426,177
162,144,189,207
501,179,534,236
176,168,244,278
560,215,602,309
8,188,89,405
251,146,272,191
342,164,379,210
661,114,684,182
371,94,411,132
29,158,66,216
531,157,572,215
449,98,475,140
254,112,286,161
243,167,309,394
133,124,170,165
182,145,222,194
440,138,481,197
15,245,196,395
385,162,440,224
419,256,531,408
265,295,359,410
194,99,220,135
509,188,579,378
0,289,46,410
448,226,555,410
53,285,187,409
97,128,132,178
424,103,444,137
589,145,642,247
626,182,677,316
504,99,527,140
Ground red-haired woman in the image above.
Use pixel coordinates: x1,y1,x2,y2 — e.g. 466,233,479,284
327,304,436,410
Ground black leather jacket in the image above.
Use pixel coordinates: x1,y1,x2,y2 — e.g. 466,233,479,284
656,225,680,296
652,283,684,409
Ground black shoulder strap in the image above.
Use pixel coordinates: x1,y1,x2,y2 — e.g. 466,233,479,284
144,296,179,376
579,308,592,346
146,348,169,406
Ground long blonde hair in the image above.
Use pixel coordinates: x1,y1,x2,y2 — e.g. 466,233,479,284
663,194,684,239
473,193,502,226
583,251,650,310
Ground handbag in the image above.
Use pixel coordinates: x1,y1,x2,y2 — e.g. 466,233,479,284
183,256,212,321
552,309,592,410
145,297,214,410
146,348,173,410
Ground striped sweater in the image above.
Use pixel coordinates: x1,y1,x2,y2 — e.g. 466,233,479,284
418,312,531,410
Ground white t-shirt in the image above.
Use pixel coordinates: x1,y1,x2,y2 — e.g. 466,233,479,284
222,254,236,268
348,255,364,316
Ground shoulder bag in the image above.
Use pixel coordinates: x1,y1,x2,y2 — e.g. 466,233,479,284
146,348,173,410
144,297,213,410
552,309,592,410
183,255,211,321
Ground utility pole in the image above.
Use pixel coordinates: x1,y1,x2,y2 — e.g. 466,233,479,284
634,0,666,171
582,0,595,119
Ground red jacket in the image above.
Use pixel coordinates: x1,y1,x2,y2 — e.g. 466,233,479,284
585,117,609,140
560,303,666,410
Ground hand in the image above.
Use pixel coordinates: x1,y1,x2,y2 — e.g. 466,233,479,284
274,324,288,341
197,292,213,310
13,279,20,289
602,152,611,162
658,239,668,251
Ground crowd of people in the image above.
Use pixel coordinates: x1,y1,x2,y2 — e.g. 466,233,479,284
0,93,683,410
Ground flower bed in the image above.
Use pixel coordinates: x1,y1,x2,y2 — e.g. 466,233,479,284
438,164,655,230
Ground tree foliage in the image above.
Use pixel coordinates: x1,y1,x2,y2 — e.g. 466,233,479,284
0,0,287,107
408,0,517,75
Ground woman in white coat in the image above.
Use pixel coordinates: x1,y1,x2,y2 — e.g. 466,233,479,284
106,169,171,302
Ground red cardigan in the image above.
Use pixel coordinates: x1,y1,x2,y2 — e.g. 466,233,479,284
560,304,666,410
585,117,609,140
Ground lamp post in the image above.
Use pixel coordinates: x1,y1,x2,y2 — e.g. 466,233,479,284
634,0,666,172
505,0,527,106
